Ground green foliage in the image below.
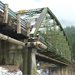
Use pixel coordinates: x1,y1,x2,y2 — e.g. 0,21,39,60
64,26,75,61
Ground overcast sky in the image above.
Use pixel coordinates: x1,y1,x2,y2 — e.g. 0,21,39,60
1,0,75,28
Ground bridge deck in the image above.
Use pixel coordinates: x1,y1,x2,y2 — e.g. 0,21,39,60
0,11,28,40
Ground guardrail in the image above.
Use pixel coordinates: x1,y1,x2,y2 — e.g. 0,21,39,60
8,8,17,19
0,1,26,29
20,18,26,28
0,1,4,11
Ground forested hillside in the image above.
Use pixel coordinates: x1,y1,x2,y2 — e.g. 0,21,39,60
64,26,75,62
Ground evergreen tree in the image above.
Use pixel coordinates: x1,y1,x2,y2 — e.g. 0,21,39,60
64,26,75,62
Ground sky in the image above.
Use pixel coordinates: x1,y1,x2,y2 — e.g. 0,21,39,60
1,0,75,28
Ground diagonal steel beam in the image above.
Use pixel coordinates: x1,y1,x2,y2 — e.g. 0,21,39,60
30,8,47,36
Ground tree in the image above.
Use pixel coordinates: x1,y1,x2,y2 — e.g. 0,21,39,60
64,26,75,62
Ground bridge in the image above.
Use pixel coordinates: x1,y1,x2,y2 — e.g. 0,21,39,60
0,1,74,75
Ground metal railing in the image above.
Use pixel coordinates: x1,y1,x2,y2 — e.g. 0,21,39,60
0,1,26,29
0,1,4,11
20,19,26,28
8,8,17,19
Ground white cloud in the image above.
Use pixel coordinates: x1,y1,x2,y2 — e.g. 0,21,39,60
1,0,75,27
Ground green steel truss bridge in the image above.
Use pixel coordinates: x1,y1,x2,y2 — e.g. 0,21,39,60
0,1,73,74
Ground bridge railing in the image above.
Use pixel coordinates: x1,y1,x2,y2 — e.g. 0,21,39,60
8,8,17,19
0,1,27,30
0,1,4,11
20,18,26,28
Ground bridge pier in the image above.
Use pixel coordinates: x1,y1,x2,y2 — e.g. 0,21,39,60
22,47,28,75
49,66,75,75
27,47,37,75
49,67,57,75
56,67,61,75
